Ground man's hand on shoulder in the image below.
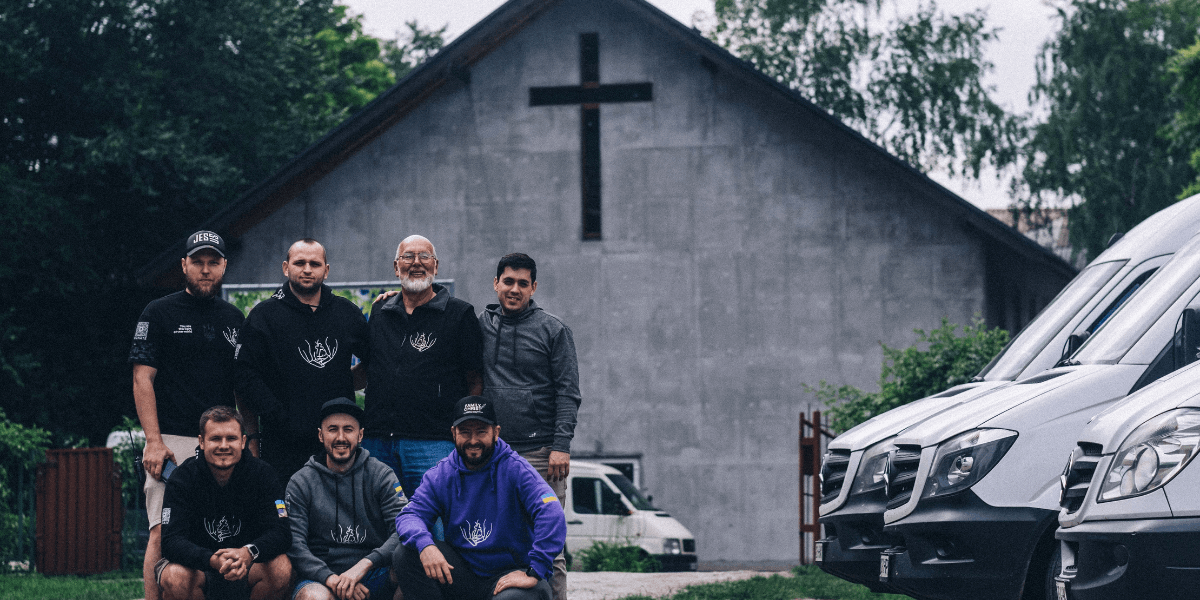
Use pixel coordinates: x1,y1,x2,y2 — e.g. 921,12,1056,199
493,569,539,594
420,544,454,584
373,290,399,304
548,451,570,482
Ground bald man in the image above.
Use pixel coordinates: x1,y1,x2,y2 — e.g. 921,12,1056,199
234,239,370,480
360,235,484,501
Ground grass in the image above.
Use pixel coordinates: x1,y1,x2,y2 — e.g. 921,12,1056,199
617,566,912,600
0,564,910,600
0,570,142,600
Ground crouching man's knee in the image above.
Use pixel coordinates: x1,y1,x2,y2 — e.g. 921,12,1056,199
157,560,206,600
248,554,292,600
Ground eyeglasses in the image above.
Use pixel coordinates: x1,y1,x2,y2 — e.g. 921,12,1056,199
398,252,436,264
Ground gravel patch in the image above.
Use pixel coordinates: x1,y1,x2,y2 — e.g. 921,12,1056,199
567,570,788,600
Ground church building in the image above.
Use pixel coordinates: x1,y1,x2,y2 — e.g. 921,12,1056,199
140,0,1074,562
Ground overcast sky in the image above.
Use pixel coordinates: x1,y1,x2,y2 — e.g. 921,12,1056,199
340,0,1063,209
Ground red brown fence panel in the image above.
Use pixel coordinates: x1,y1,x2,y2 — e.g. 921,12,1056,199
35,448,123,575
799,411,835,565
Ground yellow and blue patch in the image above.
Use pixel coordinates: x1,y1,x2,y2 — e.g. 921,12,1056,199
540,493,558,504
394,484,408,501
275,500,288,518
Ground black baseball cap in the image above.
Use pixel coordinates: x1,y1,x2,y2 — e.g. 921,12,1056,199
319,398,365,424
185,230,226,258
452,396,496,427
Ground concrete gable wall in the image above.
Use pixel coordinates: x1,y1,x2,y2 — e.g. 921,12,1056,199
225,0,987,561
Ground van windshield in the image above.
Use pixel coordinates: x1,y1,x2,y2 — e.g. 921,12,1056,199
978,260,1126,380
1076,244,1200,364
605,474,657,511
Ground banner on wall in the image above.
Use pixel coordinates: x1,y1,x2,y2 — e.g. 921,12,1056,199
223,280,456,318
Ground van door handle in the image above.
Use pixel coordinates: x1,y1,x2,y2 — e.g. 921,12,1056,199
567,520,583,525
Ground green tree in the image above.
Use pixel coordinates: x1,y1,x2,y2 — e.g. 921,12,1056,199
1165,38,1200,198
1021,0,1200,262
705,0,1023,177
809,318,1010,432
0,0,441,443
383,21,448,80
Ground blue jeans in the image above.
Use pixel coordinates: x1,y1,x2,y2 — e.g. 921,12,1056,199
362,437,455,539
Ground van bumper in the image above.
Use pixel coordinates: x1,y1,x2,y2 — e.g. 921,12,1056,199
1055,517,1200,600
817,491,903,593
881,492,1056,600
656,554,698,571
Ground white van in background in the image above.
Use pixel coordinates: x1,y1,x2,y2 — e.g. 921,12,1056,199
878,230,1200,600
564,461,697,571
1055,351,1200,599
816,194,1200,593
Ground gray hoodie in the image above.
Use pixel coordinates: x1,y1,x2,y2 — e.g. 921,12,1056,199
479,300,582,453
285,449,407,583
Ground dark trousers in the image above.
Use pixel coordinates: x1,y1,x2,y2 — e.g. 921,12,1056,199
394,541,552,600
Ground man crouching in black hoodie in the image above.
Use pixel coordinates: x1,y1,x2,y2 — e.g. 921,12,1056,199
158,406,292,600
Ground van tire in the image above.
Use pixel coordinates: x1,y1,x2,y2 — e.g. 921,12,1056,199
1020,525,1060,600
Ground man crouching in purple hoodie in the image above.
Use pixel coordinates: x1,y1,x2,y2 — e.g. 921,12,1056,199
393,396,565,600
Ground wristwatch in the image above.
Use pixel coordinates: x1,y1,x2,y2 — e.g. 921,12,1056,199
243,543,260,562
525,567,542,581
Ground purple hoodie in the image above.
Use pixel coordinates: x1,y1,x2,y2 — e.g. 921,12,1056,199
395,438,565,579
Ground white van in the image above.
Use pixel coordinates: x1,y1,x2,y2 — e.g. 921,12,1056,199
815,194,1200,593
876,230,1200,600
564,461,697,571
1055,355,1200,599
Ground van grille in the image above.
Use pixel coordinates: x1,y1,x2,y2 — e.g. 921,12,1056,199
885,446,922,510
1059,443,1103,514
820,449,852,503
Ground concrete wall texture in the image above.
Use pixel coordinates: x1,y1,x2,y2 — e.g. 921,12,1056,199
222,0,1060,561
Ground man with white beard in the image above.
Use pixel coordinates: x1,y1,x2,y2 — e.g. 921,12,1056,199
361,235,483,506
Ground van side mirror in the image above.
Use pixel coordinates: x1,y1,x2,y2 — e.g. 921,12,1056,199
1056,332,1089,367
1173,308,1200,368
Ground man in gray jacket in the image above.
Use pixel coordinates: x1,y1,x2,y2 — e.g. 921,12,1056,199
479,253,581,600
286,398,407,600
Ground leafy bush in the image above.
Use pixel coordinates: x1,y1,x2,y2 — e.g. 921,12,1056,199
809,317,1009,432
0,409,50,567
576,541,660,573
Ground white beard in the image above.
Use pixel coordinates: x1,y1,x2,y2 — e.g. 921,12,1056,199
400,274,433,294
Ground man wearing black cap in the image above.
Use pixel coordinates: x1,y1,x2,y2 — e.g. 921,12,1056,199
285,398,407,600
130,230,247,600
393,396,565,600
235,239,370,481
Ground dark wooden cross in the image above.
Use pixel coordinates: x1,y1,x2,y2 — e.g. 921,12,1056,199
530,33,653,240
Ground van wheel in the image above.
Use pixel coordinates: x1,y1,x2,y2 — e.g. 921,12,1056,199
1021,526,1060,600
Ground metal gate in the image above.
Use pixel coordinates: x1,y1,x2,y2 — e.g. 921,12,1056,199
799,411,835,565
36,448,123,575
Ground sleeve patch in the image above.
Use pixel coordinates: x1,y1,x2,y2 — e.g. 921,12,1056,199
540,493,558,504
161,508,171,524
275,500,288,518
134,322,150,340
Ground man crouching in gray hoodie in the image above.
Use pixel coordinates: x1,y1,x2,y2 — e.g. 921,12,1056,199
286,398,408,600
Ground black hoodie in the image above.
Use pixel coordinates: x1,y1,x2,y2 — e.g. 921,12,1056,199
234,283,369,439
160,454,291,571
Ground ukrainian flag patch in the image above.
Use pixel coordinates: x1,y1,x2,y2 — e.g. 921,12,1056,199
394,484,407,501
540,493,558,504
275,500,288,518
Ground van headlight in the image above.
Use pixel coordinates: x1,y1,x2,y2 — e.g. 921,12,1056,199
1098,409,1200,502
850,438,896,495
921,429,1017,499
663,539,682,554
